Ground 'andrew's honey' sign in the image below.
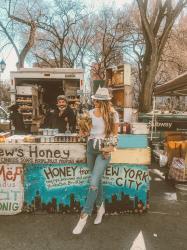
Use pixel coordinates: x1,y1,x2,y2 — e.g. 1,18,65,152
0,143,86,164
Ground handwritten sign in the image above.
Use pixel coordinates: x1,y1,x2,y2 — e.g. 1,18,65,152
44,165,90,189
24,164,149,214
103,164,149,190
0,164,24,215
0,143,86,164
24,164,90,213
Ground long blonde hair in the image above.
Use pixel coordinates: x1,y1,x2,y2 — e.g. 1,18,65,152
98,100,115,137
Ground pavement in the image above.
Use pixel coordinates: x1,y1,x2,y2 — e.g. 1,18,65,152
0,163,187,250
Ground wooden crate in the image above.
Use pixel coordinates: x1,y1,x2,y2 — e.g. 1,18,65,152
111,148,151,164
112,90,124,107
112,71,124,85
117,134,148,148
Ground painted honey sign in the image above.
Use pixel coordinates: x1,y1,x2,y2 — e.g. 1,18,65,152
24,164,149,214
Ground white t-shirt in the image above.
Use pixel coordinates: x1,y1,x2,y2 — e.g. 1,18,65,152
88,109,119,140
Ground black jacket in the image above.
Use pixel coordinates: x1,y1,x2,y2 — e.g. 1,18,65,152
48,106,76,133
9,111,25,134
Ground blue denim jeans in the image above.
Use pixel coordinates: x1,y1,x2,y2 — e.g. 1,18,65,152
82,139,111,215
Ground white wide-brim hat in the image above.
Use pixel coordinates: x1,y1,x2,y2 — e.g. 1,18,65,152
91,87,111,100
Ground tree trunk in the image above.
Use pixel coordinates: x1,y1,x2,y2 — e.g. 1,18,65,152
59,41,64,67
136,0,187,113
17,22,37,69
139,80,153,112
139,54,158,112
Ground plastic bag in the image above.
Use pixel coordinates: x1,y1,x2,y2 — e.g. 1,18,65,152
159,153,168,167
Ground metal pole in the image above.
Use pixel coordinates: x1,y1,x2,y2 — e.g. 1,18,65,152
151,96,156,141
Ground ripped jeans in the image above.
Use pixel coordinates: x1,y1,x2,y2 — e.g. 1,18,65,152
82,139,111,215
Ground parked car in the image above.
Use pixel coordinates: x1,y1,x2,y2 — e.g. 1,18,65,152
0,106,10,132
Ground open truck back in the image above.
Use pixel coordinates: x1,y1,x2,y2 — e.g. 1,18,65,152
10,67,84,132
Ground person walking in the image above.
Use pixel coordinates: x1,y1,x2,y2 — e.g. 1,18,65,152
73,87,119,234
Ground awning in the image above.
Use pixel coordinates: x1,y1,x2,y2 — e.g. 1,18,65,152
154,71,187,96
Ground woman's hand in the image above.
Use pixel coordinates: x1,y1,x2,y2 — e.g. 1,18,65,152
79,130,89,137
102,152,111,160
101,145,115,153
101,145,116,159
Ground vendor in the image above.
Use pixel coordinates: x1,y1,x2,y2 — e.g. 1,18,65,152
8,103,25,134
47,95,76,133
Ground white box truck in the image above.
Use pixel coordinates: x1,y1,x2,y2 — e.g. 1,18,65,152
10,67,84,132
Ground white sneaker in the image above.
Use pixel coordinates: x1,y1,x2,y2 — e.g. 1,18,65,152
94,203,105,225
72,214,88,234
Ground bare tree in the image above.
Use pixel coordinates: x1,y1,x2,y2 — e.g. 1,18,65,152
136,0,187,112
156,12,187,85
32,0,88,68
89,7,131,80
64,17,94,68
0,0,44,69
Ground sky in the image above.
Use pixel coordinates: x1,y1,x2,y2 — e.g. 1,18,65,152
1,49,17,80
85,0,127,9
0,0,132,81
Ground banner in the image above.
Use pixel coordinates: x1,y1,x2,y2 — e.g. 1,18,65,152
0,164,24,215
24,164,149,214
0,143,86,164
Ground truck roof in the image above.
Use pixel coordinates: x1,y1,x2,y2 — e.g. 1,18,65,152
10,67,84,80
11,67,84,73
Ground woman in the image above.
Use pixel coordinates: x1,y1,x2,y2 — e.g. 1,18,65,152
73,87,119,234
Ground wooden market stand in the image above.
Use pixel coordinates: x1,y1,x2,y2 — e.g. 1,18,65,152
0,134,151,215
0,65,151,215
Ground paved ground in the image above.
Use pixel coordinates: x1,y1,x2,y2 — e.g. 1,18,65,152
1,163,187,250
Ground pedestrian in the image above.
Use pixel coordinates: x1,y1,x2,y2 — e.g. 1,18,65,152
8,103,25,134
73,87,119,234
48,95,76,133
42,104,52,128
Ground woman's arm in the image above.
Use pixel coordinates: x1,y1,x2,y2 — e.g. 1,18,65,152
112,110,119,136
113,123,119,136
